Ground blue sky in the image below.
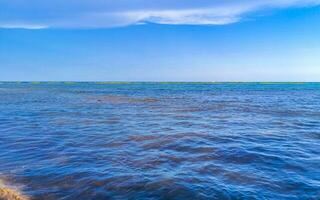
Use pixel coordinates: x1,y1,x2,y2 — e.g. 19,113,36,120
0,1,320,81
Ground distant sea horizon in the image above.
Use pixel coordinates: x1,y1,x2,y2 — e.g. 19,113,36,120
0,81,319,84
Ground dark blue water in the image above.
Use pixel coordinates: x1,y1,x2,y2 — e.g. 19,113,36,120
0,82,319,200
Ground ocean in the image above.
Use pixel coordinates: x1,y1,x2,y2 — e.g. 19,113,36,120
0,82,319,199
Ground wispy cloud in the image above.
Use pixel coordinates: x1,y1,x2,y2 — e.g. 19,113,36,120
0,0,320,29
0,23,48,29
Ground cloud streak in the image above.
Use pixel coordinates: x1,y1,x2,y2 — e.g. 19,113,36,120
0,0,320,28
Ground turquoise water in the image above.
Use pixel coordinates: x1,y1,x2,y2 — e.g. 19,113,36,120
0,82,319,199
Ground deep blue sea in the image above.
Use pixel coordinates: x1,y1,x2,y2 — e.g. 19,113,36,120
0,82,319,200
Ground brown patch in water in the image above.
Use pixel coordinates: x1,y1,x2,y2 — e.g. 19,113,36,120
88,95,159,104
0,180,29,200
128,134,159,142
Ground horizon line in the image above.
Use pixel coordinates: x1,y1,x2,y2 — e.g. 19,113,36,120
1,81,319,84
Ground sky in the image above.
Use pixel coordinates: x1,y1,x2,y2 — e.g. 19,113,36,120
0,0,320,81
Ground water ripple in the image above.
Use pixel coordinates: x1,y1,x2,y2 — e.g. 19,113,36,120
0,83,320,199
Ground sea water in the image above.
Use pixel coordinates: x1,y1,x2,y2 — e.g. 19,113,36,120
0,82,319,199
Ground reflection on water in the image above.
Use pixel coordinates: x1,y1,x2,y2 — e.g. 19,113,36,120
0,82,320,200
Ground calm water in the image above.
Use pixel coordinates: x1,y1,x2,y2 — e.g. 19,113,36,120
0,82,319,200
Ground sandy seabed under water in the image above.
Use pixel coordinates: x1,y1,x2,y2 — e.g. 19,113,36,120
0,180,29,200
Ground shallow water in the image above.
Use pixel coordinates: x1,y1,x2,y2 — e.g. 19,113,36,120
0,82,319,200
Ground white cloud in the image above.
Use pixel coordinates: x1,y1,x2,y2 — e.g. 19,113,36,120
0,0,319,28
0,23,48,29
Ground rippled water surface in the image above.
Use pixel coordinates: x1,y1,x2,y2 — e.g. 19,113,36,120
0,82,320,200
